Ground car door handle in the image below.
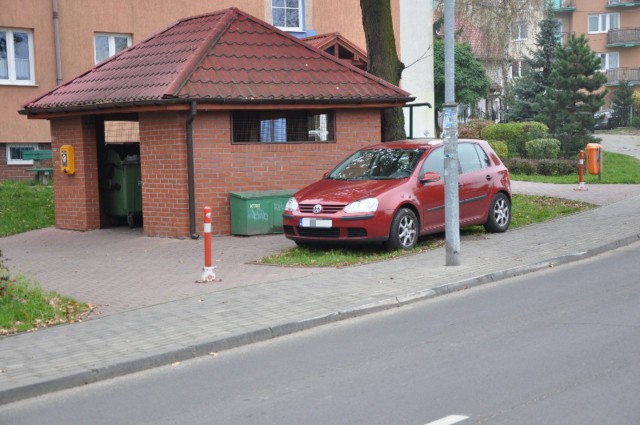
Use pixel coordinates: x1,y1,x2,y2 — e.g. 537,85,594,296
458,182,463,188
485,175,493,181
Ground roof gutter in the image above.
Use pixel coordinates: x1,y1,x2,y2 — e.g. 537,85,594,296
186,100,198,240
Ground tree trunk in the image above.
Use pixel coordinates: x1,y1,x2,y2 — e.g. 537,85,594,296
360,0,406,141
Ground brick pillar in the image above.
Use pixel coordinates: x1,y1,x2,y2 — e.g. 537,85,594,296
50,116,101,231
139,112,190,238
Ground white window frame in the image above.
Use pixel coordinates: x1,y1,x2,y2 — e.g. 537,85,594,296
511,60,524,78
0,28,35,86
588,13,620,34
511,22,528,41
597,52,619,71
6,144,38,165
272,0,303,32
94,33,132,64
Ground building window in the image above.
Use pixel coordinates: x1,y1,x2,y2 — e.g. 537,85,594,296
6,144,38,165
511,22,528,41
94,33,132,64
511,60,528,78
597,52,619,71
272,0,303,31
232,110,335,143
588,13,619,34
0,28,35,85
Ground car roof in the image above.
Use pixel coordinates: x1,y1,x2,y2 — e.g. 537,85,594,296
360,138,487,150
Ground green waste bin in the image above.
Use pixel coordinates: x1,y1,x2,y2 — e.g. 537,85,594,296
230,190,297,235
103,148,142,227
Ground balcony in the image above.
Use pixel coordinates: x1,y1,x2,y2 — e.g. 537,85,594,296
548,0,576,12
607,28,640,47
606,0,640,8
606,68,640,85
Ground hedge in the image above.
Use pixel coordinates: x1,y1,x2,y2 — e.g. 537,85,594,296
481,121,549,157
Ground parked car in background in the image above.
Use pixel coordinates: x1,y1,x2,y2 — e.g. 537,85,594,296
594,110,613,130
282,139,512,250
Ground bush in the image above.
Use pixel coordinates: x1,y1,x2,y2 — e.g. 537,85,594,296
632,117,640,129
504,158,576,176
525,138,561,159
458,120,495,139
488,140,509,159
481,121,549,157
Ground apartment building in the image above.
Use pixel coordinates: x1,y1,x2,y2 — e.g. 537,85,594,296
0,0,436,181
549,0,640,104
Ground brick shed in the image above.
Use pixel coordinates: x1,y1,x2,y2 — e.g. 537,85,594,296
20,8,412,238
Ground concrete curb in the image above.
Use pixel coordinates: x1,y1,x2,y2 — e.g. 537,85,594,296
2,233,639,406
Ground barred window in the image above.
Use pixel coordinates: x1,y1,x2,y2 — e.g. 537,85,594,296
232,110,335,143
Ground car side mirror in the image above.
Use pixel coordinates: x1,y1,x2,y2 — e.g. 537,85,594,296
323,172,329,179
420,171,441,184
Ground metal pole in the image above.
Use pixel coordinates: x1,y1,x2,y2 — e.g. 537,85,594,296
443,0,460,266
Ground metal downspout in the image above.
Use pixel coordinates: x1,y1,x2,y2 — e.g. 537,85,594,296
53,0,63,85
186,101,199,239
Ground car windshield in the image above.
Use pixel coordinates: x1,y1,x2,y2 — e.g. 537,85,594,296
327,148,425,180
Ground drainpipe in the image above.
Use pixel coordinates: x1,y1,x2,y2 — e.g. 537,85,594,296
186,101,199,239
52,0,63,85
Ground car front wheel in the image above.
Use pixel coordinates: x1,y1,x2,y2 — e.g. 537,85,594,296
385,208,418,250
484,192,511,233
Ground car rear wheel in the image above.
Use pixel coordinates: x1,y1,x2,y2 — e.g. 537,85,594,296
385,208,418,250
484,192,511,233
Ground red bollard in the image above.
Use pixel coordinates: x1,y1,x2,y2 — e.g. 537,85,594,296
202,206,216,282
576,150,587,191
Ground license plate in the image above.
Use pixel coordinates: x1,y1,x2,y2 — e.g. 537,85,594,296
300,218,332,228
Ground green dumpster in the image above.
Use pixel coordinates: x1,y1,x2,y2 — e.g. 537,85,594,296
230,190,297,235
102,148,142,228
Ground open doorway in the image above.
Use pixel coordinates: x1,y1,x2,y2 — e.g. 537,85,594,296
97,116,142,228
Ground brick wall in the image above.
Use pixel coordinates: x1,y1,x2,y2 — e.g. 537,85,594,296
189,108,382,236
46,108,381,238
138,113,191,238
50,117,101,231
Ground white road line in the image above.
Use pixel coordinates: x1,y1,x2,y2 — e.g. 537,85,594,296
425,414,470,425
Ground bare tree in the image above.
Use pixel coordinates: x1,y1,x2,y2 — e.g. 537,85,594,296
436,0,546,114
360,0,406,141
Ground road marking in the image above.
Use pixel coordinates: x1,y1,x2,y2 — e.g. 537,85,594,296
425,415,469,425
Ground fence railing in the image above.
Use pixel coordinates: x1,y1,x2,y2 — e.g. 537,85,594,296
608,28,640,44
606,68,640,84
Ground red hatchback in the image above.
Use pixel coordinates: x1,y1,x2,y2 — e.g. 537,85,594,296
282,139,511,250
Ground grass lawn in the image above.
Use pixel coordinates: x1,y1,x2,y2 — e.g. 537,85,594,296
0,257,92,335
510,151,640,184
258,194,593,268
0,180,55,237
0,180,91,335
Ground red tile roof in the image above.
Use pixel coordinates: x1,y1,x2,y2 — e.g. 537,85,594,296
433,13,503,60
21,8,411,115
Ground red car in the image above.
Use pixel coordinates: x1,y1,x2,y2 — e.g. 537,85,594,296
282,139,511,250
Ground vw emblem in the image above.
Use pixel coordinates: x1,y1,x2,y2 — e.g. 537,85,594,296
313,204,322,214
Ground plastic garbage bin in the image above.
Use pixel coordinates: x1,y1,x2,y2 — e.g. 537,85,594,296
102,148,142,227
586,143,603,175
230,190,297,235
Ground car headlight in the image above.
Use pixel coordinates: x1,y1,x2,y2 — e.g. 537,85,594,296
344,198,378,213
284,197,299,212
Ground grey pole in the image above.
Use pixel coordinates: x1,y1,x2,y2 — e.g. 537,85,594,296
443,0,460,266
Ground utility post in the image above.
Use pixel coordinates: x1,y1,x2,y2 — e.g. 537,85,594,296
443,0,460,266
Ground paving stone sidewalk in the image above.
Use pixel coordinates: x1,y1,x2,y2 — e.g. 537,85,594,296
2,189,640,406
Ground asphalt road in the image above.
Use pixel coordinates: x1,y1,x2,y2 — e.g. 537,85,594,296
2,242,640,425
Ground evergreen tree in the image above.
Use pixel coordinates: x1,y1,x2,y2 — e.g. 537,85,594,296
507,15,560,121
538,34,606,156
611,81,634,127
433,39,491,111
